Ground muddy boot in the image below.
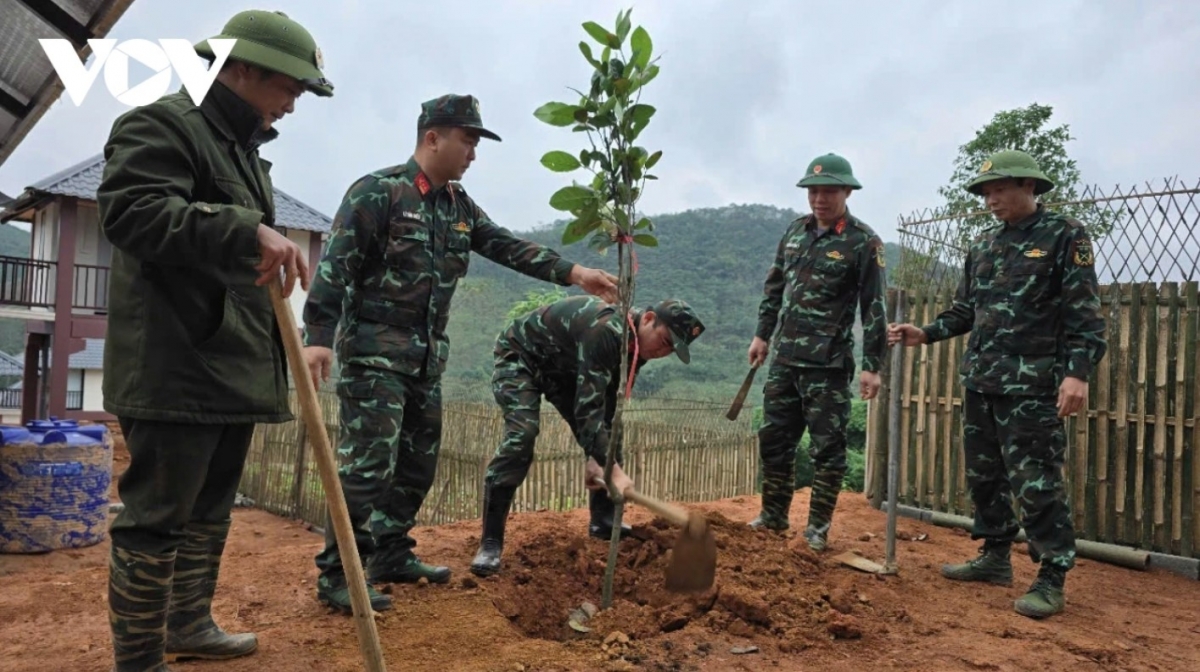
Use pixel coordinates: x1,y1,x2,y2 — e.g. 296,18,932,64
803,527,828,552
1014,564,1067,619
940,540,1014,586
367,553,452,584
164,522,256,662
109,546,176,672
749,477,793,531
316,573,393,614
471,484,516,577
588,487,632,540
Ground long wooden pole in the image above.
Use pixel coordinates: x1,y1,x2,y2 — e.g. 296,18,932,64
268,278,387,672
884,289,906,574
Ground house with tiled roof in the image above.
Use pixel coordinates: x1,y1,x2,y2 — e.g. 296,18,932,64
0,153,331,423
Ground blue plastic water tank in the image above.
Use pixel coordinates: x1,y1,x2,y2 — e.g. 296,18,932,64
0,419,113,553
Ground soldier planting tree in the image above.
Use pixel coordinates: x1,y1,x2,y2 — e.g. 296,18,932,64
301,94,619,613
888,149,1107,619
469,296,705,577
747,153,888,553
96,10,334,671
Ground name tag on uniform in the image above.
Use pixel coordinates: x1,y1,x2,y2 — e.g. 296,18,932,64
401,210,426,222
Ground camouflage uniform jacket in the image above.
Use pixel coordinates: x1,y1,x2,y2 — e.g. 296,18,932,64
303,156,578,378
921,206,1107,396
498,296,645,463
755,210,888,372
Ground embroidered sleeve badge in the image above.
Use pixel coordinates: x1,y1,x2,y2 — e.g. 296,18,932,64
1072,238,1095,267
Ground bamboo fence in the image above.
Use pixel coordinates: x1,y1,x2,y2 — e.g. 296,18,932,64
866,283,1200,558
239,393,759,531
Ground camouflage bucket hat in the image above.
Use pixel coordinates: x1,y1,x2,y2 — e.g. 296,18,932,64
194,10,333,97
796,153,862,190
651,299,705,364
965,149,1055,195
418,94,501,141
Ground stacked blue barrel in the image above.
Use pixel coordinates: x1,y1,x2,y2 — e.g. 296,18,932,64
0,417,113,553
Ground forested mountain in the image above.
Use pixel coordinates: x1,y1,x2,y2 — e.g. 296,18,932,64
0,205,914,408
440,204,904,402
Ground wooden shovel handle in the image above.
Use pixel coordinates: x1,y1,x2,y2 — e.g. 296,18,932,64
592,477,689,528
268,278,387,672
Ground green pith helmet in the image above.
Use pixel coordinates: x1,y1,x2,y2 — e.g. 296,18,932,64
964,149,1055,195
195,10,333,97
796,153,862,190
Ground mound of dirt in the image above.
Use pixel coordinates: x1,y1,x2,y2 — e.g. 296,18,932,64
477,510,911,666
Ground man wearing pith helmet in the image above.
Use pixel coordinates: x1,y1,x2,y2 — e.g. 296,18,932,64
889,149,1106,619
96,9,331,671
747,152,888,553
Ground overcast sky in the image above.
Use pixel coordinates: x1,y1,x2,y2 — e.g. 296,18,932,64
2,0,1198,244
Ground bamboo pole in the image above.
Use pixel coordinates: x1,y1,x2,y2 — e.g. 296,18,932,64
1154,283,1171,549
268,279,387,672
1115,283,1132,541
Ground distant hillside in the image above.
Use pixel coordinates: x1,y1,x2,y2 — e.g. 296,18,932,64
0,225,30,355
440,204,906,402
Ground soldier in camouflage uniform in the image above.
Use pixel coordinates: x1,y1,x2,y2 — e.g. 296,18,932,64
889,149,1107,619
95,10,333,671
301,94,619,612
469,296,705,576
747,153,888,553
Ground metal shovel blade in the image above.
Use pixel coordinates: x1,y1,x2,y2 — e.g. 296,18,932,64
664,512,717,593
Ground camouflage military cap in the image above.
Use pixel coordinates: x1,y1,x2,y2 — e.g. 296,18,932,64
650,299,705,364
418,94,501,141
965,149,1055,195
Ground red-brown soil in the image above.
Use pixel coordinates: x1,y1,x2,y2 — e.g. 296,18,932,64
2,438,1198,671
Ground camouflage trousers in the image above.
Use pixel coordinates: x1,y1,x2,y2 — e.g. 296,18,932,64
483,355,621,489
108,417,255,670
756,364,853,534
963,390,1076,570
314,364,442,584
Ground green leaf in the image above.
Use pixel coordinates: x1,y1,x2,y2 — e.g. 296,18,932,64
549,185,597,212
579,149,591,167
645,174,658,180
614,207,630,230
635,217,652,230
616,12,632,44
583,21,620,48
646,150,662,168
562,217,602,245
633,234,658,247
533,102,579,127
579,41,600,68
630,27,652,69
601,46,611,63
541,150,582,172
628,103,655,138
588,230,614,255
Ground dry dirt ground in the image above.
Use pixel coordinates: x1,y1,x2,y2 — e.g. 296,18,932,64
2,441,1199,672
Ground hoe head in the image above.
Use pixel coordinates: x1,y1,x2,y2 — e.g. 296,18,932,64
664,511,717,593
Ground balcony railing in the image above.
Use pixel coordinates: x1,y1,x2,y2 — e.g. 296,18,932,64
0,389,84,410
0,255,109,312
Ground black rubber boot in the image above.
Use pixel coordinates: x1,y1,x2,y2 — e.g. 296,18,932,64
470,484,517,577
109,546,176,672
164,522,257,662
941,540,1014,586
588,487,632,540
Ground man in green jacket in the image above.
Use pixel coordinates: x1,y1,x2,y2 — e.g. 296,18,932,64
96,10,332,672
301,94,619,613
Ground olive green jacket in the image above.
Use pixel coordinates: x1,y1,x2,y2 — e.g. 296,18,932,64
96,82,292,423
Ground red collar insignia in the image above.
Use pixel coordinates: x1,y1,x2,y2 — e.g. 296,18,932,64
415,172,431,196
835,219,846,235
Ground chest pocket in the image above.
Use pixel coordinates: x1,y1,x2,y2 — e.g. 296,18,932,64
813,255,851,279
385,220,429,268
443,227,472,279
214,176,257,210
